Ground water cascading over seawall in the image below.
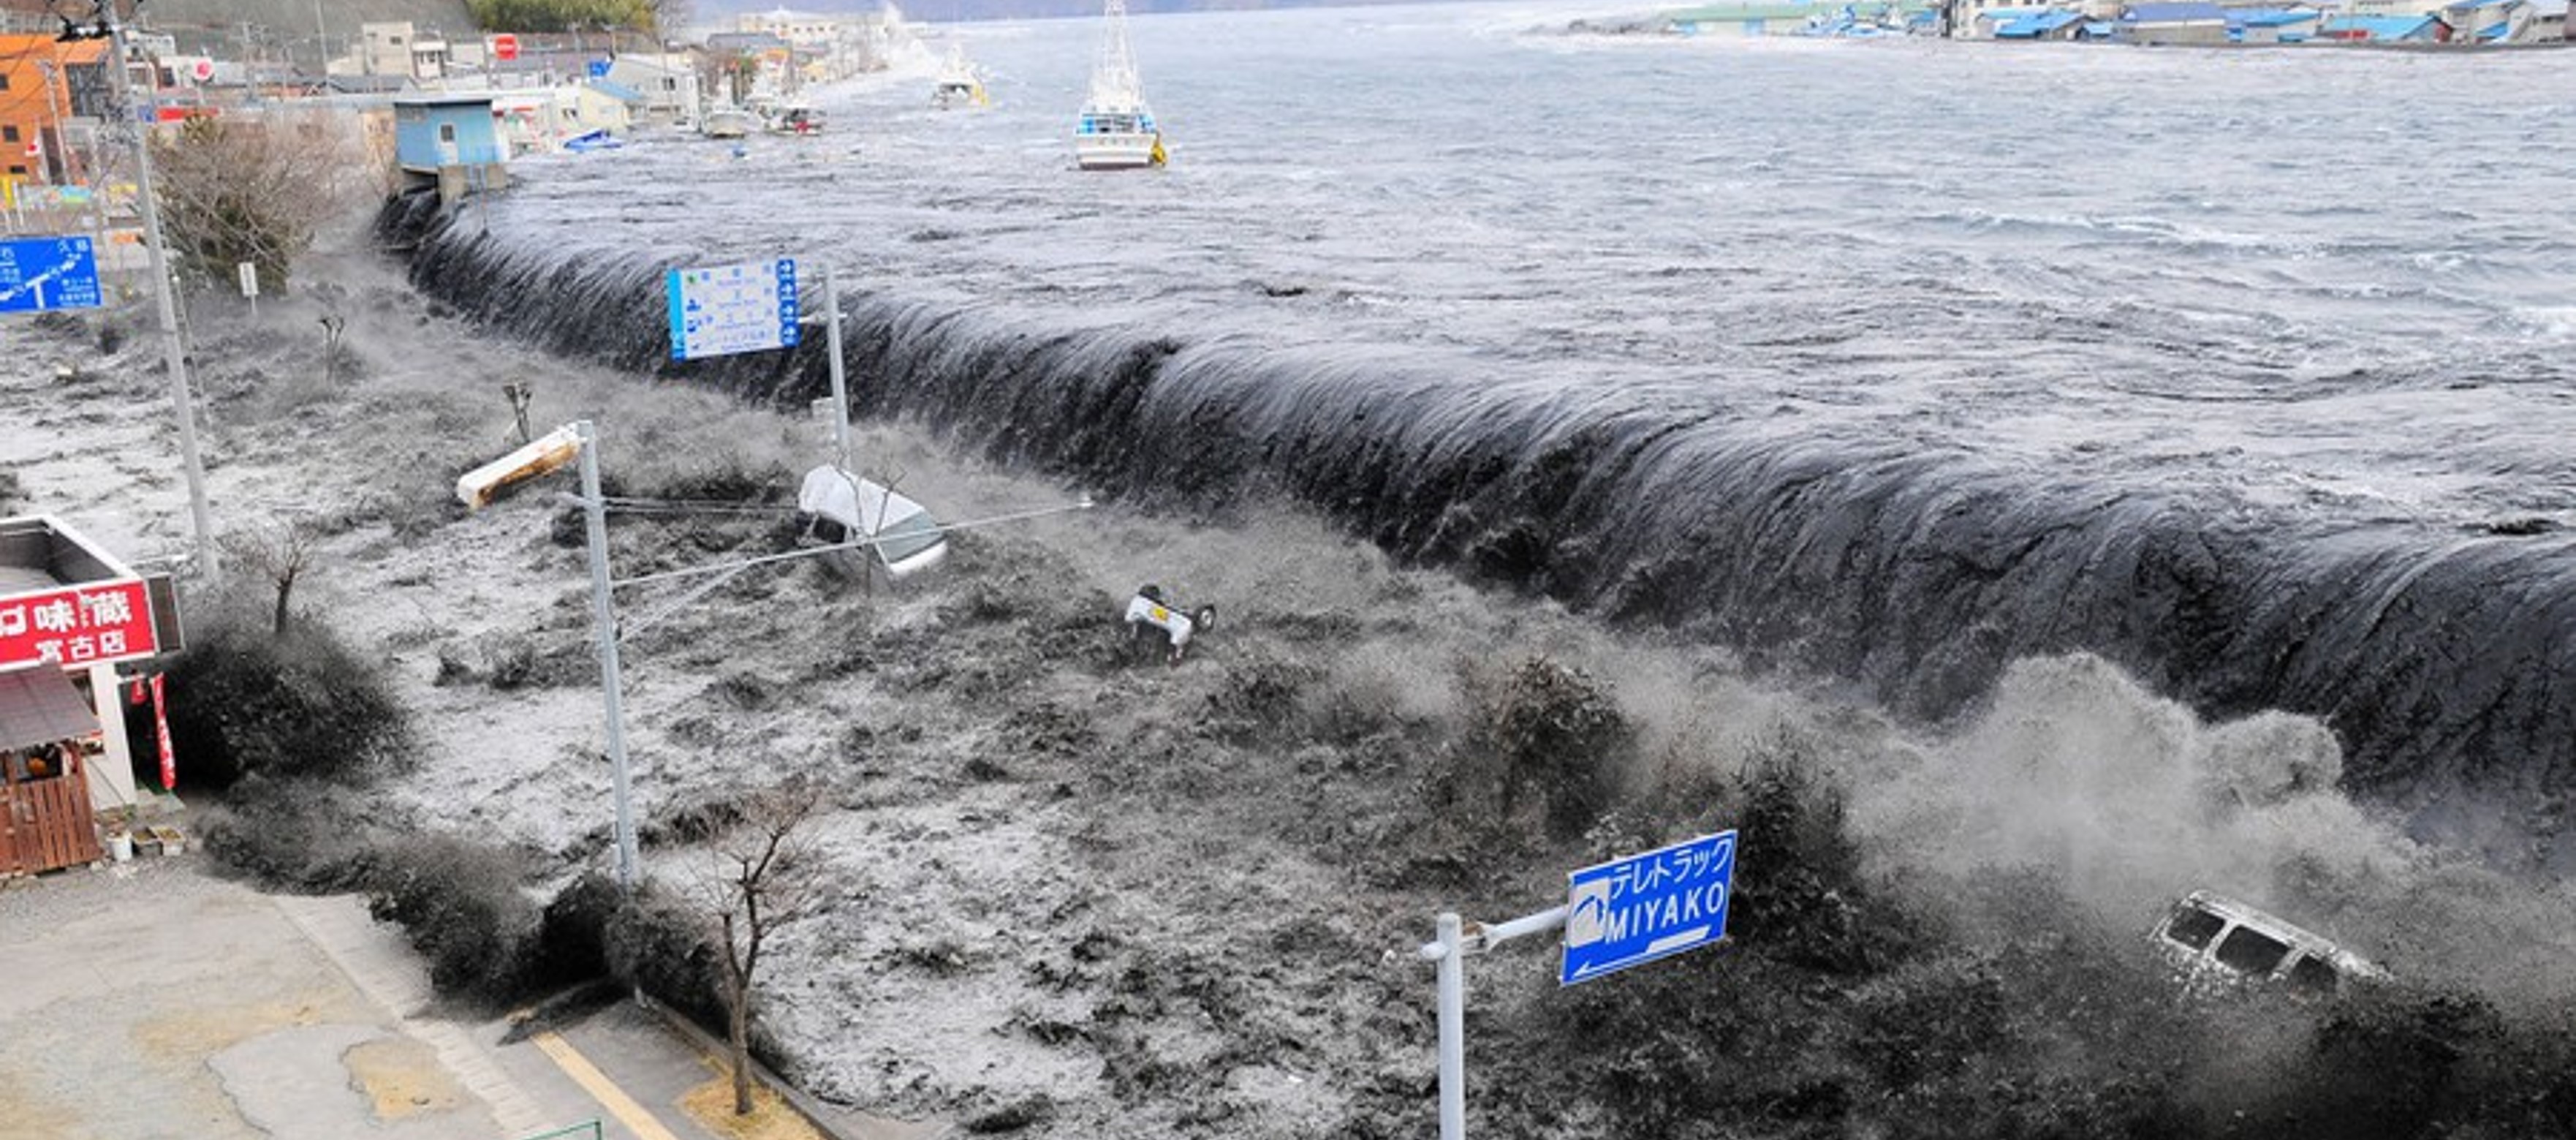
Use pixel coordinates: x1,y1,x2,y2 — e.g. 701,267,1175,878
386,194,2576,869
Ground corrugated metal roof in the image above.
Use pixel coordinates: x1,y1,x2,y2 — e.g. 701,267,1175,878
0,666,96,752
586,79,646,104
2227,8,2323,26
2441,0,2516,10
2121,2,2230,21
1996,10,2086,34
2321,13,2439,34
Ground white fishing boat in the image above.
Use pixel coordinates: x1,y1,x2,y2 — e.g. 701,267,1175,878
703,106,758,140
1073,0,1165,170
932,45,990,110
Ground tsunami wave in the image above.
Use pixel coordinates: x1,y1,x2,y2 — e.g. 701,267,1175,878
384,192,2576,873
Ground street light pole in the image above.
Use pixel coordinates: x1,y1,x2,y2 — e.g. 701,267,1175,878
102,1,219,575
575,420,642,891
824,263,850,473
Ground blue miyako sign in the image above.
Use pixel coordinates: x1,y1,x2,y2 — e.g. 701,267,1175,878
0,235,104,314
666,257,800,361
1561,829,1736,986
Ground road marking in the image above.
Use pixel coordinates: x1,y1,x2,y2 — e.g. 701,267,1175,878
533,1030,684,1140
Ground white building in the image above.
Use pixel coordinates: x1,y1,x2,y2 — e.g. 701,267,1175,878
344,22,452,80
736,7,844,48
605,54,702,130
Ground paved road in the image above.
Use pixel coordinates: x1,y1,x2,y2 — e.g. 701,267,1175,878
0,857,938,1140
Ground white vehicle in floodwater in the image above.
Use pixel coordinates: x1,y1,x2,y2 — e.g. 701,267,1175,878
798,465,948,580
2151,891,2389,998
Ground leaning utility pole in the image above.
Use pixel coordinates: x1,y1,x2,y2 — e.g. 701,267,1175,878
102,0,220,574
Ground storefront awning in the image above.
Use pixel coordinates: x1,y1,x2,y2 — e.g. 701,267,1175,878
0,666,97,751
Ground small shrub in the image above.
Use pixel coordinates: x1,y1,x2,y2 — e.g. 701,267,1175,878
526,871,624,991
161,594,408,790
195,777,380,891
365,833,544,1001
605,881,726,1030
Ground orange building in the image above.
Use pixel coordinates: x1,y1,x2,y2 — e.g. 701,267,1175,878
0,34,112,184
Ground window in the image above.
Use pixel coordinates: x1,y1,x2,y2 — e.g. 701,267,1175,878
1,125,16,143
2162,905,2226,951
438,123,456,143
5,165,23,177
2213,926,2292,977
0,75,10,91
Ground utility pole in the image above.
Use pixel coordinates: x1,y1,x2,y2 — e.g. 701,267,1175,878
824,263,850,473
101,0,219,575
575,420,642,891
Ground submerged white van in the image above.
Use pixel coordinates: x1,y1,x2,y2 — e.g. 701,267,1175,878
797,464,950,580
2150,891,2390,998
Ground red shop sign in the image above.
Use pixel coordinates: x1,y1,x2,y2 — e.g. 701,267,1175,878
0,579,159,670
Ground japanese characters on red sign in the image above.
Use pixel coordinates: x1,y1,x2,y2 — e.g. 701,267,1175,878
0,579,158,670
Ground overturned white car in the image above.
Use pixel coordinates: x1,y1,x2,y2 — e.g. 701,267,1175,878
2151,891,2390,998
797,465,950,581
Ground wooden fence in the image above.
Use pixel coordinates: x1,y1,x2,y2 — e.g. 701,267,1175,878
1,751,101,876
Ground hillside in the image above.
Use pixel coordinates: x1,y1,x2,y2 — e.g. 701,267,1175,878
694,0,1486,24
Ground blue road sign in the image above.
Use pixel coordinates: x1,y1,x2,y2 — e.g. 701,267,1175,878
1561,829,1736,986
665,257,800,361
0,235,104,314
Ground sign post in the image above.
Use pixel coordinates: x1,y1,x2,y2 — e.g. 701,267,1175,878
237,260,258,320
0,235,105,313
1414,829,1738,1139
665,257,799,362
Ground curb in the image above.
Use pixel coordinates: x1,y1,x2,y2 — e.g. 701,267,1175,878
634,995,953,1140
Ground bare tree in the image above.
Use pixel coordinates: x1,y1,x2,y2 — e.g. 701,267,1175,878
223,519,320,635
699,777,827,1116
149,107,367,290
312,282,350,387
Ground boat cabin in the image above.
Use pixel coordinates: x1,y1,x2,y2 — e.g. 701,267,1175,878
0,516,175,876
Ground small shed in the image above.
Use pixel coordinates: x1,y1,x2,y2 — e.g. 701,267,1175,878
0,514,175,875
393,92,509,205
395,92,504,173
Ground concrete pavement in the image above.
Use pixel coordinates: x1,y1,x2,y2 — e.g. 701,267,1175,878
0,858,936,1140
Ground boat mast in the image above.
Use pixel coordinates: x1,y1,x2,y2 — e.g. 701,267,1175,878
1092,0,1142,104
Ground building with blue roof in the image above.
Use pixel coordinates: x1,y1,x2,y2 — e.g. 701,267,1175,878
2441,0,2534,39
2119,2,2232,42
2319,12,2444,38
2227,7,2325,42
1995,10,2087,37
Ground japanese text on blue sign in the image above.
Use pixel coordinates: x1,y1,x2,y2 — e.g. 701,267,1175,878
1561,829,1735,986
666,257,800,361
0,235,104,314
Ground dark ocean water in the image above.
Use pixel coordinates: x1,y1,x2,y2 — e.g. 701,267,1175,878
399,2,2576,864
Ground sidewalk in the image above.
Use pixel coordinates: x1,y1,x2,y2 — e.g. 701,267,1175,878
0,858,936,1140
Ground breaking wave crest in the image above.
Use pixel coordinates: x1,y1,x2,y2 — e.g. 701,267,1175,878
385,192,2576,873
